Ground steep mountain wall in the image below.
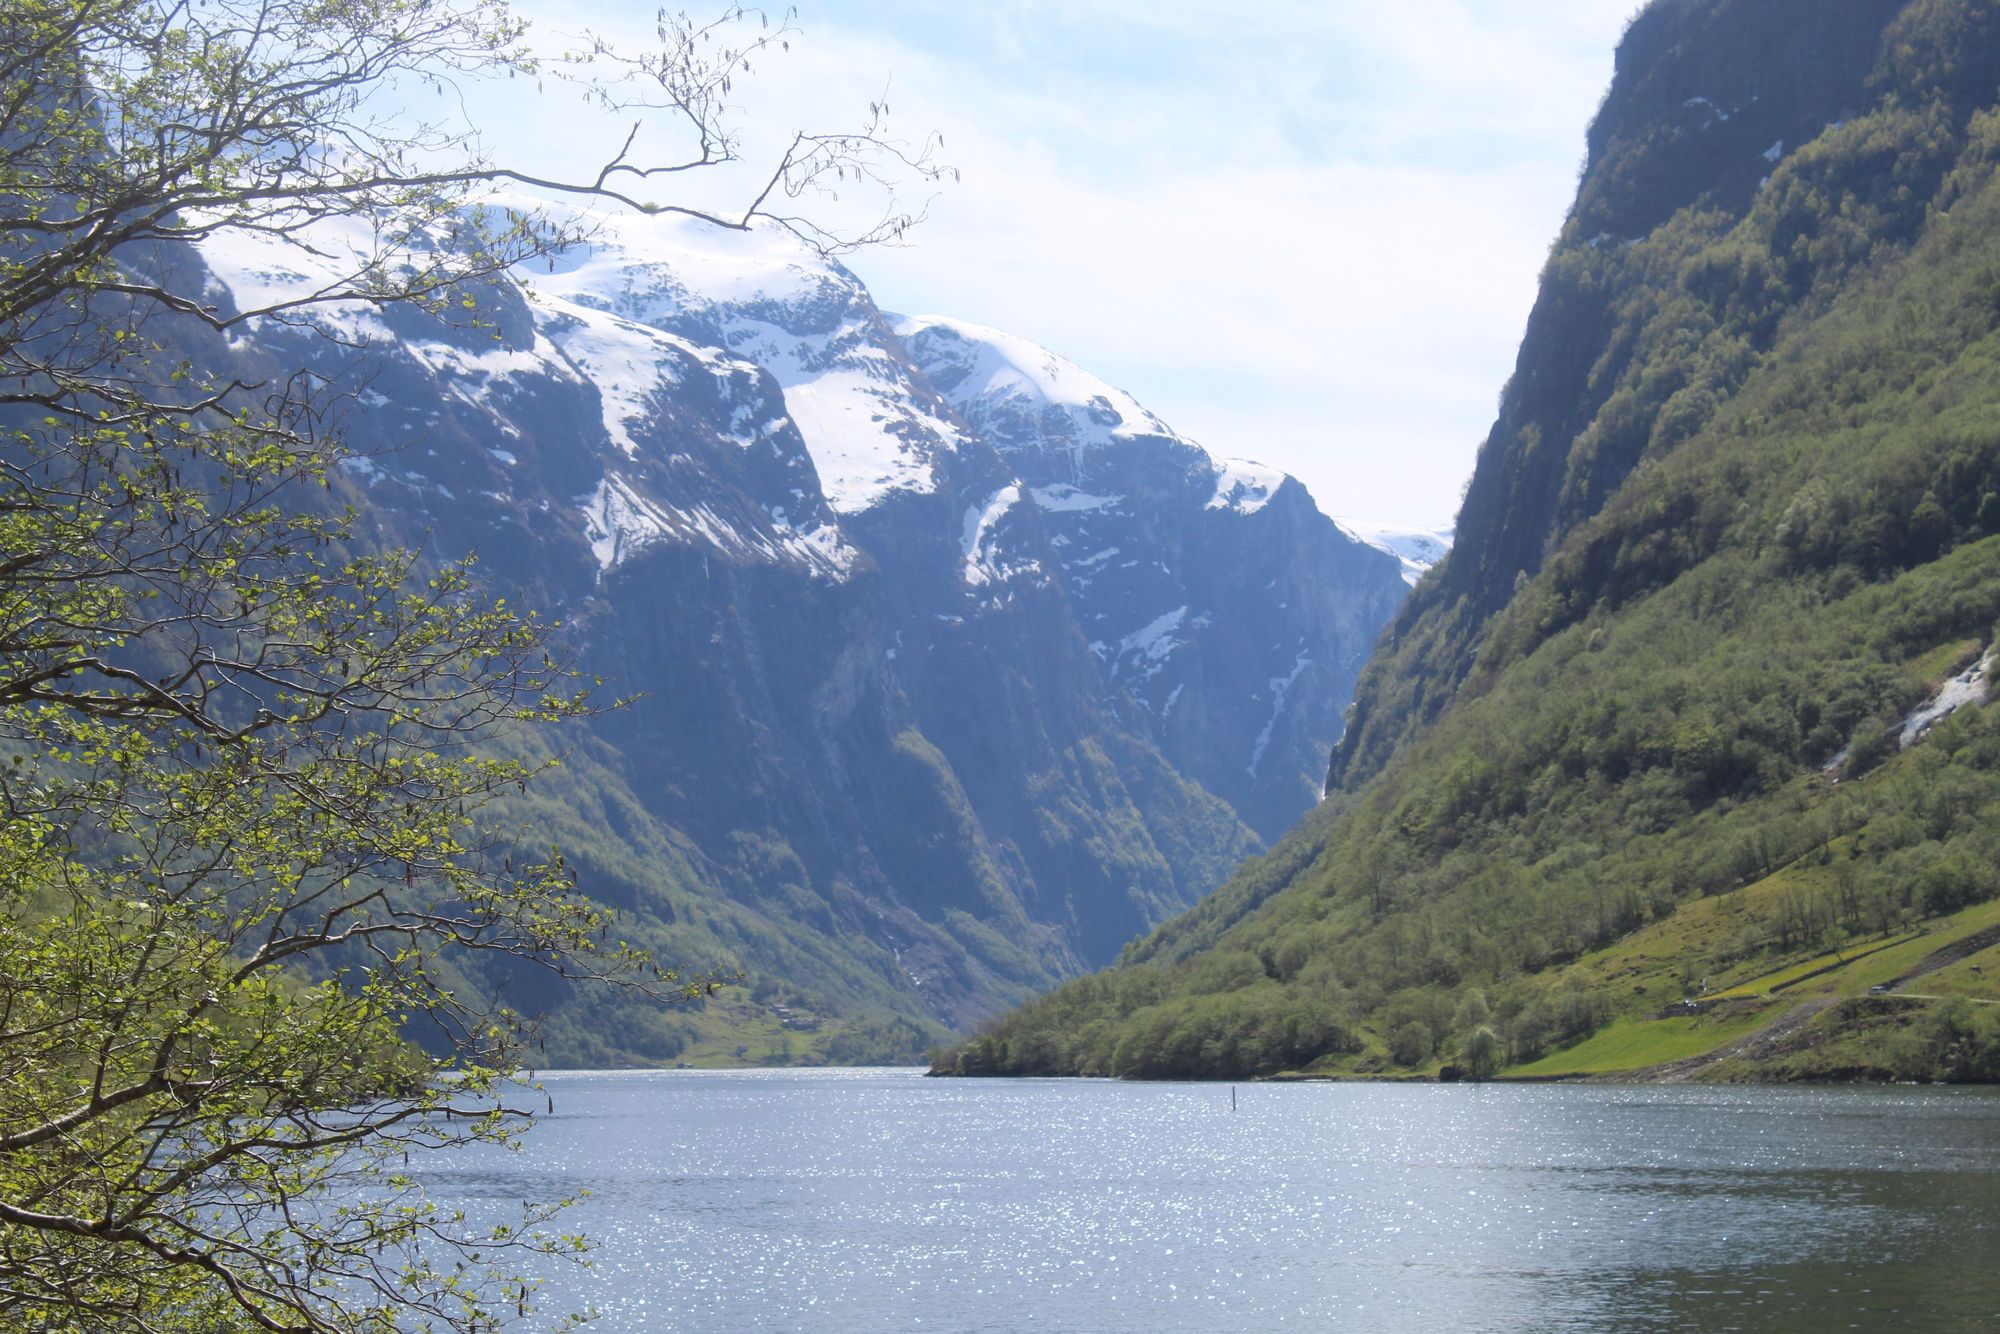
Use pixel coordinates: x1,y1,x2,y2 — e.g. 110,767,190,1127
941,0,2000,1083
1331,0,1974,790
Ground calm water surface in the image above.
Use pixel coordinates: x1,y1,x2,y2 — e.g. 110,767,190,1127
414,1069,2000,1331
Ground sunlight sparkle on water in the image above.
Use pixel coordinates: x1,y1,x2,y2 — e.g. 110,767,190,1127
407,1069,2000,1332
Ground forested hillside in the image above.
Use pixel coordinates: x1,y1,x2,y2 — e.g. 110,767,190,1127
937,0,2000,1083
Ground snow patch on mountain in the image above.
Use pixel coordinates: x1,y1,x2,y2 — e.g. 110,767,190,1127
578,469,857,580
1207,459,1285,515
521,210,963,513
1247,649,1312,777
523,198,835,320
1335,520,1455,585
961,485,1024,587
773,514,860,578
766,362,947,511
1107,606,1189,684
407,337,562,386
195,215,395,343
1029,483,1123,513
580,473,676,570
201,204,879,583
407,333,576,439
537,297,700,458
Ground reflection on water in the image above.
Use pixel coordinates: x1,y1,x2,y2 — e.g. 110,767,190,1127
407,1071,2000,1331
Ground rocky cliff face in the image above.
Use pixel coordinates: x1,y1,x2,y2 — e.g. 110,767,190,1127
193,207,1408,1056
1330,0,1997,791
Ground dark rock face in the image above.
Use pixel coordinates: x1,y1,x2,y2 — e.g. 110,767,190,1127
1449,0,1909,624
192,209,1407,1051
1330,0,1977,793
1576,0,1907,242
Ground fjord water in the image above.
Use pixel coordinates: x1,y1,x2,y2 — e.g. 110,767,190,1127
419,1069,1999,1331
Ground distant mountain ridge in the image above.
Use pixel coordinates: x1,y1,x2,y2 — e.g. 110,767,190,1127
1334,521,1454,587
192,207,1408,1060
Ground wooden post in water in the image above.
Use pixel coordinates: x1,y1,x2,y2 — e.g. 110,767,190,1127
1231,1086,1237,1112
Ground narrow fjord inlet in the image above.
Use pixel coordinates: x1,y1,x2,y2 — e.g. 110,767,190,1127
5,1,2000,1330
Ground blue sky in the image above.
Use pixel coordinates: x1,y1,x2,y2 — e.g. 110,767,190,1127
477,1,1636,529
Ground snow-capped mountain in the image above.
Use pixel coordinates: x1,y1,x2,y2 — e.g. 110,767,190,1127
897,313,1407,836
1336,521,1456,586
530,209,972,515
188,211,1409,1057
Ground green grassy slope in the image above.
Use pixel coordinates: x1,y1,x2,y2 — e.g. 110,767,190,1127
443,732,959,1067
934,0,2000,1084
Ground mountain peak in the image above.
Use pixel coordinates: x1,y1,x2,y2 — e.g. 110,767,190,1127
894,313,1187,460
522,210,969,515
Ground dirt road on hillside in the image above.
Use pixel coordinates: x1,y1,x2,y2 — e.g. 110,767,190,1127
1636,998,1837,1083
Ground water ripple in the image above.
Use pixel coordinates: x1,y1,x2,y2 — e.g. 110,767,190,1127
401,1073,2000,1331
